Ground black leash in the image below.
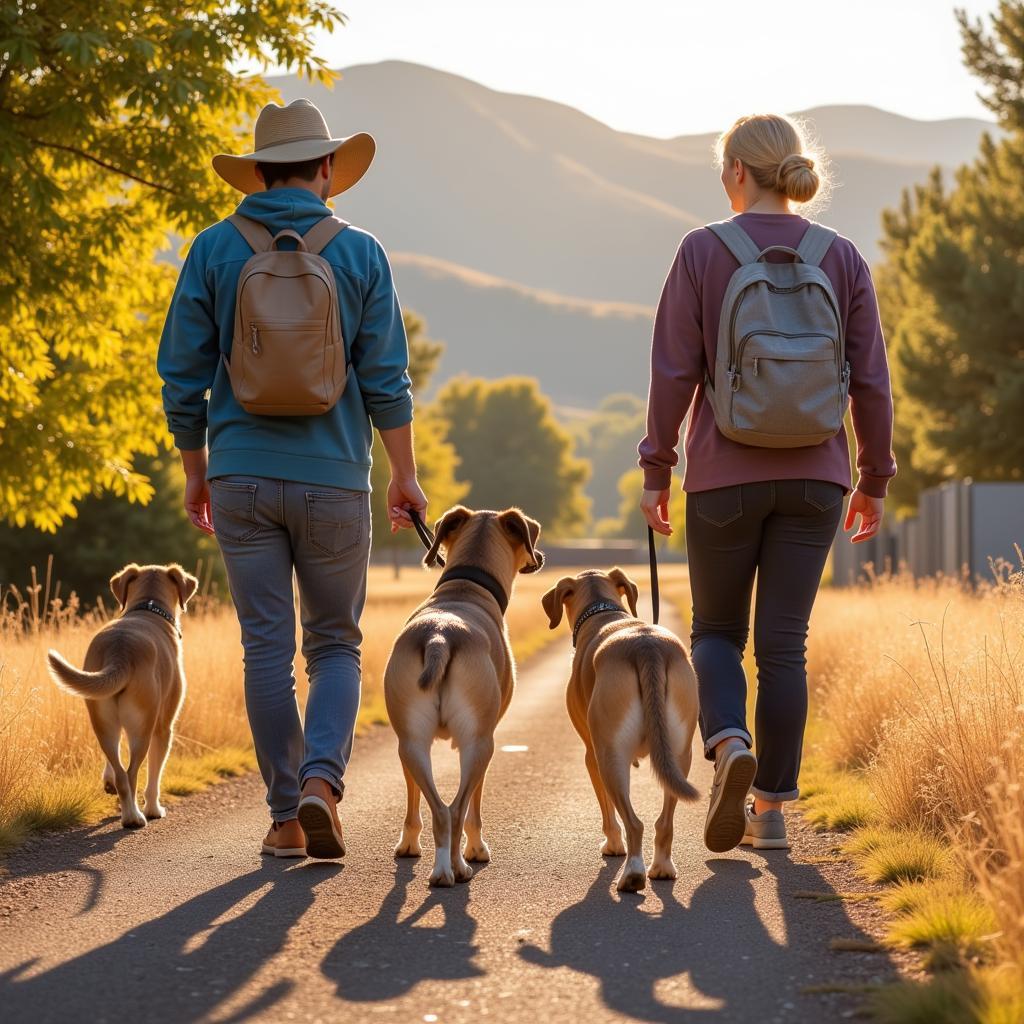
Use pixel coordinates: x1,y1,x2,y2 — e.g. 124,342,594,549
408,507,444,568
648,525,660,626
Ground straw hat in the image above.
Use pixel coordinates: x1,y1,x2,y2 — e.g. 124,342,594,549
212,98,375,197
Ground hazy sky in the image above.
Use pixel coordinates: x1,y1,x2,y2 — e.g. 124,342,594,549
310,0,1000,137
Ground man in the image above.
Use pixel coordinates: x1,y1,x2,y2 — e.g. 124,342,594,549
158,98,426,859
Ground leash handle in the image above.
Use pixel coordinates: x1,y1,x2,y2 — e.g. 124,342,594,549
408,507,444,568
648,525,660,625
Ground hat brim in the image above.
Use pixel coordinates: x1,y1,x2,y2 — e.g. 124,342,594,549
212,132,376,197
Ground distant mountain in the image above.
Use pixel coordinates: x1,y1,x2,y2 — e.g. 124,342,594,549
264,62,992,404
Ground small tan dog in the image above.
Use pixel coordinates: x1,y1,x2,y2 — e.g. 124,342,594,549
542,568,699,892
385,505,543,886
47,563,198,829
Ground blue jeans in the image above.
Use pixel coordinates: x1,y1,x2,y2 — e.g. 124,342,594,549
685,479,843,802
210,475,371,822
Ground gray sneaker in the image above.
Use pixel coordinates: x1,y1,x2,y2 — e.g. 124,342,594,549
704,738,757,853
741,804,789,850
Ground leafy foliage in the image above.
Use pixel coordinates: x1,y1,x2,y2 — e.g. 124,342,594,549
878,2,1024,505
0,454,224,608
436,376,590,536
0,0,343,529
369,313,468,554
571,393,647,521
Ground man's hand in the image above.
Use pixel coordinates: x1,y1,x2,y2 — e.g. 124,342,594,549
640,488,673,537
387,475,427,533
844,489,884,544
184,473,215,535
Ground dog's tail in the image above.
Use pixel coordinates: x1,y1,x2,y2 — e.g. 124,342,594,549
417,635,454,690
636,643,700,802
47,649,130,700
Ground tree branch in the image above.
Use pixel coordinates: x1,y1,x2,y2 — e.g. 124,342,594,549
20,134,182,196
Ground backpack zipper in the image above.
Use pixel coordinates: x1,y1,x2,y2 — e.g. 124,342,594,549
250,324,261,356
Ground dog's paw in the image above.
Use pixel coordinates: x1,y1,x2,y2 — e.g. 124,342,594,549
121,807,147,829
601,834,626,857
144,802,166,821
616,856,647,893
429,866,456,887
648,857,677,881
394,834,422,858
452,855,474,883
464,839,490,863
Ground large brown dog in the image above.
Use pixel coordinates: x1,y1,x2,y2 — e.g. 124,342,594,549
47,563,198,829
542,569,699,892
384,506,543,887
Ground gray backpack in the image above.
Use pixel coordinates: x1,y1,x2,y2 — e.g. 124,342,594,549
704,219,850,448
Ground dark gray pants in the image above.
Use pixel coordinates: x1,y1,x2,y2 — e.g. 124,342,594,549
685,479,843,801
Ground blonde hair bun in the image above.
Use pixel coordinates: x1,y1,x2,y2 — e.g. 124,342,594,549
717,113,829,210
776,153,819,203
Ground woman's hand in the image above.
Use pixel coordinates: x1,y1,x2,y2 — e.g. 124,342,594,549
640,488,673,536
844,489,883,544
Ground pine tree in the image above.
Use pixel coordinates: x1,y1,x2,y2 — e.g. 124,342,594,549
877,2,1024,505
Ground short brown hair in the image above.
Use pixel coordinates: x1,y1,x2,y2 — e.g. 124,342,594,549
256,154,331,188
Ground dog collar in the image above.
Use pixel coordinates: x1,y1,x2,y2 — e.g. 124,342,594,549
436,566,509,615
571,600,628,648
128,599,181,638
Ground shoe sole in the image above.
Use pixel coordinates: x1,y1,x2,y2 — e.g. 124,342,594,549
704,749,757,853
740,835,790,850
260,843,307,859
297,795,346,859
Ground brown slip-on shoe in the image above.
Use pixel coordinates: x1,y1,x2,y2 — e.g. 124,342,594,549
260,818,307,858
298,779,346,859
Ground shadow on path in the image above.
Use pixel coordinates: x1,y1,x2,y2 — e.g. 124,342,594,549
520,854,887,1023
321,858,483,1001
0,858,340,1024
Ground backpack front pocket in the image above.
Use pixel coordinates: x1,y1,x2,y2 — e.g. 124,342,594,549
235,320,331,410
730,333,841,438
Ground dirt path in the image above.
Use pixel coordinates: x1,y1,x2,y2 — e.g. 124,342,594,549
0,601,897,1023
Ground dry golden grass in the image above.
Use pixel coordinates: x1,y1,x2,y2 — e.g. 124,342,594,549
806,564,1024,1011
0,561,670,850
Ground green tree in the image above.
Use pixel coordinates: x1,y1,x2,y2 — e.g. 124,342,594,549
596,467,686,552
877,2,1024,506
369,313,467,567
0,1,342,530
0,454,224,608
436,376,591,537
571,393,649,521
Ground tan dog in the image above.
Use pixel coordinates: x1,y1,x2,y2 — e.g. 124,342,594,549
542,569,699,892
47,563,198,829
384,506,543,887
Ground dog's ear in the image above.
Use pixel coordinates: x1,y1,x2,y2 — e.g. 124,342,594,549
425,505,472,567
541,577,576,630
110,564,140,610
608,567,639,617
167,564,199,610
499,509,544,574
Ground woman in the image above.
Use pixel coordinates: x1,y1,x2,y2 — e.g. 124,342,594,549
638,114,895,853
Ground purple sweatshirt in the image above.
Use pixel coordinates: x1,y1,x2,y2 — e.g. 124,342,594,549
639,212,896,499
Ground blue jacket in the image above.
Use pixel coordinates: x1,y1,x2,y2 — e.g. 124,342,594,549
157,188,413,492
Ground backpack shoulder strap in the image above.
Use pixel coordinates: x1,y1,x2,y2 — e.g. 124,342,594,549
796,223,838,267
227,214,273,254
302,215,349,255
706,219,761,266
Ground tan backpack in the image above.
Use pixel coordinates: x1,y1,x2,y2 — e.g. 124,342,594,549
223,213,349,416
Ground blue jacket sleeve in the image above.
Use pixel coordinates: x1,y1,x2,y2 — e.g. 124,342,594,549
350,242,414,430
156,237,219,451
